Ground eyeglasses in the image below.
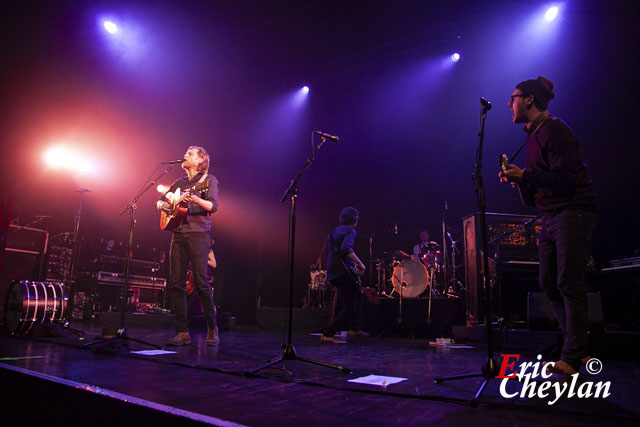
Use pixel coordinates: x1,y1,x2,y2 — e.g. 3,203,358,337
509,94,527,103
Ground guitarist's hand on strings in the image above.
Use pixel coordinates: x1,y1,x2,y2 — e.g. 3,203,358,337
499,163,524,184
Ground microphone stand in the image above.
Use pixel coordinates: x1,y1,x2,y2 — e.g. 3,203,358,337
85,165,173,352
435,101,500,406
247,134,350,375
441,201,449,290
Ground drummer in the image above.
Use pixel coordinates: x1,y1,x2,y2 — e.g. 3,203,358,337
411,230,438,263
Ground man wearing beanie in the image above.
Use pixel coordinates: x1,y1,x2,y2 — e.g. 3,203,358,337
499,76,598,375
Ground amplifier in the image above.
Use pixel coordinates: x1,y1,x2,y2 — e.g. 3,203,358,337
96,271,166,289
463,212,542,325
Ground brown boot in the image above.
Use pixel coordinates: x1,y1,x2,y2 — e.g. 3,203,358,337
166,332,191,346
206,326,219,346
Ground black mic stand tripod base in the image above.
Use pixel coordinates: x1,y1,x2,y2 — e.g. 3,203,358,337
83,204,160,353
433,102,501,406
84,165,173,353
246,142,350,376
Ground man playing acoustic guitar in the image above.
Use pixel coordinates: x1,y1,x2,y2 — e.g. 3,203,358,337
157,146,220,346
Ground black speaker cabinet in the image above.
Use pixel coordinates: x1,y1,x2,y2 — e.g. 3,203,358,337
1,225,49,317
463,212,541,325
527,291,604,330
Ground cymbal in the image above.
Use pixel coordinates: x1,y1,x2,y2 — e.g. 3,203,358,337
382,250,410,259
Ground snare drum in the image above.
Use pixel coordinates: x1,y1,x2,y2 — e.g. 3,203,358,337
391,259,428,298
3,280,67,334
421,250,441,270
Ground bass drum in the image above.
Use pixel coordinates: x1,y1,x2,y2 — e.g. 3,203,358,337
3,281,67,334
391,259,428,298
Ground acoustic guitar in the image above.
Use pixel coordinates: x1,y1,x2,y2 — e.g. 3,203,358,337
159,181,209,230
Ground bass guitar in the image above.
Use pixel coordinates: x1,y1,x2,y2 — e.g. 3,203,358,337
499,153,535,207
159,181,209,230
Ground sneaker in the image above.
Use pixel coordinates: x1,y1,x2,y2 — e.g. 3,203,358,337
320,335,347,344
348,329,369,338
206,326,220,346
166,332,191,346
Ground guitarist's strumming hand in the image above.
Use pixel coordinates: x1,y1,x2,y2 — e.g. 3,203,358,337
499,163,524,185
347,252,366,276
157,199,173,214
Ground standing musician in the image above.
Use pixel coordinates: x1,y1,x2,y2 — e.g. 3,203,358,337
499,76,597,375
321,207,367,344
157,146,220,346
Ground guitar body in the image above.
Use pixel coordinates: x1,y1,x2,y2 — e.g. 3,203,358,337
160,206,188,231
499,154,536,207
341,259,362,292
159,181,209,231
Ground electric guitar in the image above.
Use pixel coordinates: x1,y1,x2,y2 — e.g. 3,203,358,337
159,181,209,230
341,259,363,292
499,154,535,207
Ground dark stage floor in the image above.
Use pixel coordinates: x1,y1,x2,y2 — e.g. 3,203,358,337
1,319,639,426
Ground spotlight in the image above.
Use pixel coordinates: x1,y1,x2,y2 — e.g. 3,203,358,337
451,52,460,62
44,146,71,169
544,6,559,21
157,184,168,193
301,86,310,94
103,20,118,34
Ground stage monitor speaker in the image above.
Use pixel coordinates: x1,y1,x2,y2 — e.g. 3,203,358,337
527,291,604,331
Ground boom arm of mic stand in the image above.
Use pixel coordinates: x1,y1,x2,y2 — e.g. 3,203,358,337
120,164,174,215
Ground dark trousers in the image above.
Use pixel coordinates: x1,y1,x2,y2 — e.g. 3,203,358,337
169,232,217,332
538,209,597,368
325,274,360,337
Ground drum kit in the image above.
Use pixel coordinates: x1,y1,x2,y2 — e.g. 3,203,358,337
372,242,444,299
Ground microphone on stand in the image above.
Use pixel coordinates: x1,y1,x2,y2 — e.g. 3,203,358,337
313,130,339,142
480,97,492,110
162,158,185,164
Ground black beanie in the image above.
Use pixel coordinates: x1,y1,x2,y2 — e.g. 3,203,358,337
516,76,555,111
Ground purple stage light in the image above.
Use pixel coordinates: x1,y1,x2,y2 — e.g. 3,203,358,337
451,52,460,62
301,86,310,94
545,6,559,21
103,20,118,34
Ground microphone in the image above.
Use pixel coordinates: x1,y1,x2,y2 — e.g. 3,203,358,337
394,223,398,235
480,97,492,110
162,158,185,164
313,130,339,142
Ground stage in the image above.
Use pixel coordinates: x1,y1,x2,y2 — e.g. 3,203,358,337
1,318,639,426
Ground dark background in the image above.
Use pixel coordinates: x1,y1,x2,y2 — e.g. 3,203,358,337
1,0,638,323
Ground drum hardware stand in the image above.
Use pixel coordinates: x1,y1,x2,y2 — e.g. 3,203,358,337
395,266,405,323
446,232,463,298
84,166,173,352
435,98,500,406
247,132,350,376
57,189,91,339
365,223,397,291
